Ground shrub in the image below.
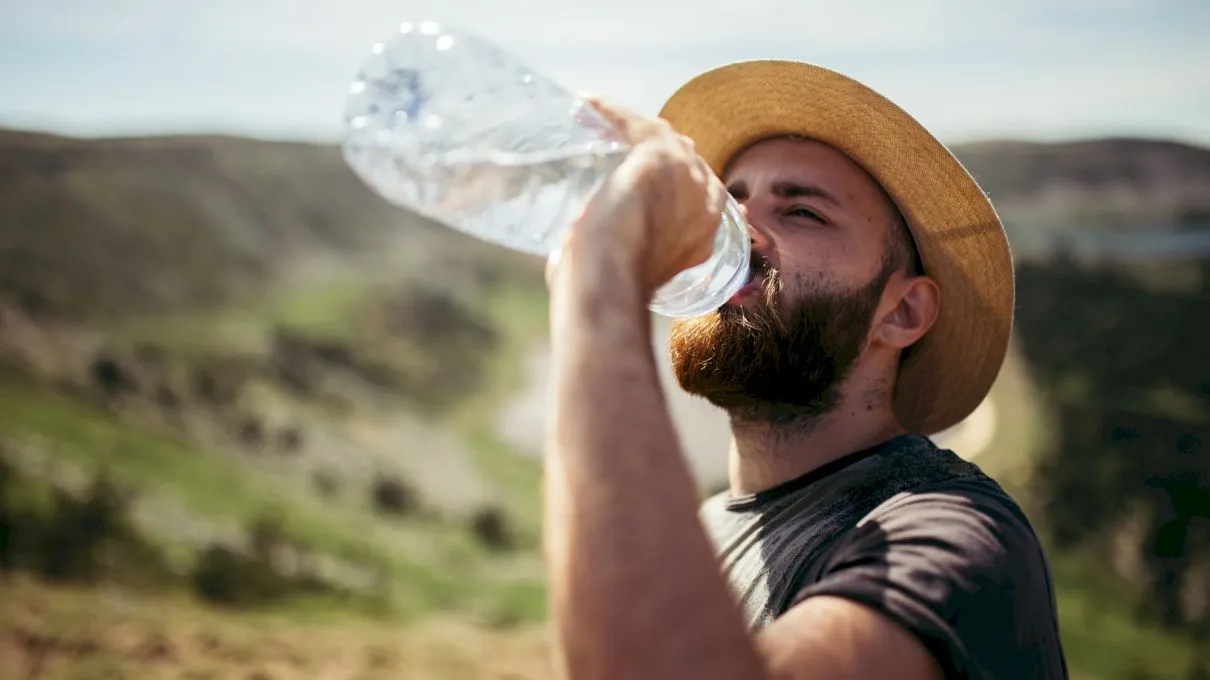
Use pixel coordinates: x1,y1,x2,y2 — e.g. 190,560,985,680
190,513,334,607
469,505,515,552
0,450,14,574
35,473,136,582
370,474,419,517
190,544,291,605
0,464,172,587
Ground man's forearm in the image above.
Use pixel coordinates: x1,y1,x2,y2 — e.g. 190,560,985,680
544,240,768,680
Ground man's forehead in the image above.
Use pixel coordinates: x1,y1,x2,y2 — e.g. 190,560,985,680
722,136,885,200
724,136,856,179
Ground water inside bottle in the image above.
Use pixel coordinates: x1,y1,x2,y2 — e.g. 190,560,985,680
342,21,752,316
345,139,627,256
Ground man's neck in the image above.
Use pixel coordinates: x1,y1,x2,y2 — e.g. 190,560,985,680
725,384,906,496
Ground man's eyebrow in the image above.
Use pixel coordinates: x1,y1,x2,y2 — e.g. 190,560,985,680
771,181,842,207
723,179,842,207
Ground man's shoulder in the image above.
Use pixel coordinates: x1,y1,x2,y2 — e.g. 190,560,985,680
809,435,997,518
794,457,1067,679
872,434,991,483
863,444,1034,535
854,466,1048,578
839,437,1049,572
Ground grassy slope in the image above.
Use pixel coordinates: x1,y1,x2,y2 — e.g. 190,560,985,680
1,575,554,680
974,344,1203,679
0,129,555,675
3,130,1209,678
1,270,552,620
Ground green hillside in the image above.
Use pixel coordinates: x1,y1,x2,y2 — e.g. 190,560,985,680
1,128,1208,679
0,128,542,320
0,127,553,642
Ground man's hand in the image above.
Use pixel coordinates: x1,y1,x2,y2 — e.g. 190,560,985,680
548,96,727,299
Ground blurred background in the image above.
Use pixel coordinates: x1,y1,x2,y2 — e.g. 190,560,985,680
0,0,1207,678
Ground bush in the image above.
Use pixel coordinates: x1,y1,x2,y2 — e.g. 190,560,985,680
276,426,303,454
0,451,14,574
0,460,172,586
36,473,136,582
0,451,46,576
191,544,286,605
190,513,334,607
248,513,287,561
470,506,515,552
370,474,419,517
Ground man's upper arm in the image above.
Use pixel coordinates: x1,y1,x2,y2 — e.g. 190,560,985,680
759,593,944,680
757,480,1058,680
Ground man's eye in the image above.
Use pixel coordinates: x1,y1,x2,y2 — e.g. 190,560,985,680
787,207,824,222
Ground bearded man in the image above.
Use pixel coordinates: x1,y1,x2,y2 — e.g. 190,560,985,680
541,60,1068,679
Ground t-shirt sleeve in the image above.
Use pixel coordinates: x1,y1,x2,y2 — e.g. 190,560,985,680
789,479,1061,680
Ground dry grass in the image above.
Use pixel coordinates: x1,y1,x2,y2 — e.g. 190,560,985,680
0,576,556,680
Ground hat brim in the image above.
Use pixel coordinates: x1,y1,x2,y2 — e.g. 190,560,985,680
658,60,1015,435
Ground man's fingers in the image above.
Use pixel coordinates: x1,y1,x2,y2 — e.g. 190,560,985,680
582,94,671,144
707,177,728,225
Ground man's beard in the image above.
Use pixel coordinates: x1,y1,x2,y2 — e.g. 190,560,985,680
668,253,892,425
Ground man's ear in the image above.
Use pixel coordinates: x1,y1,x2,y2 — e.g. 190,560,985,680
872,275,940,350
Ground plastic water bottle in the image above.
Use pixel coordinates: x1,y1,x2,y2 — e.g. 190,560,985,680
341,21,751,317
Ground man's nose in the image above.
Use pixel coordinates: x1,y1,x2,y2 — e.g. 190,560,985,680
739,203,774,252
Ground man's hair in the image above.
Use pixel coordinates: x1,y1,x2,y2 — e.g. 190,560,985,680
882,193,924,278
880,195,926,367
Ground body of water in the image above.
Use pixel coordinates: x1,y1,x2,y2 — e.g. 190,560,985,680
1012,227,1210,261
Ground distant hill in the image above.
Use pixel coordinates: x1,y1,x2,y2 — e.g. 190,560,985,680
951,139,1210,257
1,128,1206,319
0,128,537,320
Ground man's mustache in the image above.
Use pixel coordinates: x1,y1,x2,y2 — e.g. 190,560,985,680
750,251,775,282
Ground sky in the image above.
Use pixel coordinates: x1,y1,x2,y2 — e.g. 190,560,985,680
1,0,1207,146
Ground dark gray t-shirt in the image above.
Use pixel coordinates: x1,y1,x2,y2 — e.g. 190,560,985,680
700,434,1068,679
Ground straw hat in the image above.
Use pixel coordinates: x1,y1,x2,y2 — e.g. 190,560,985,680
658,60,1015,436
